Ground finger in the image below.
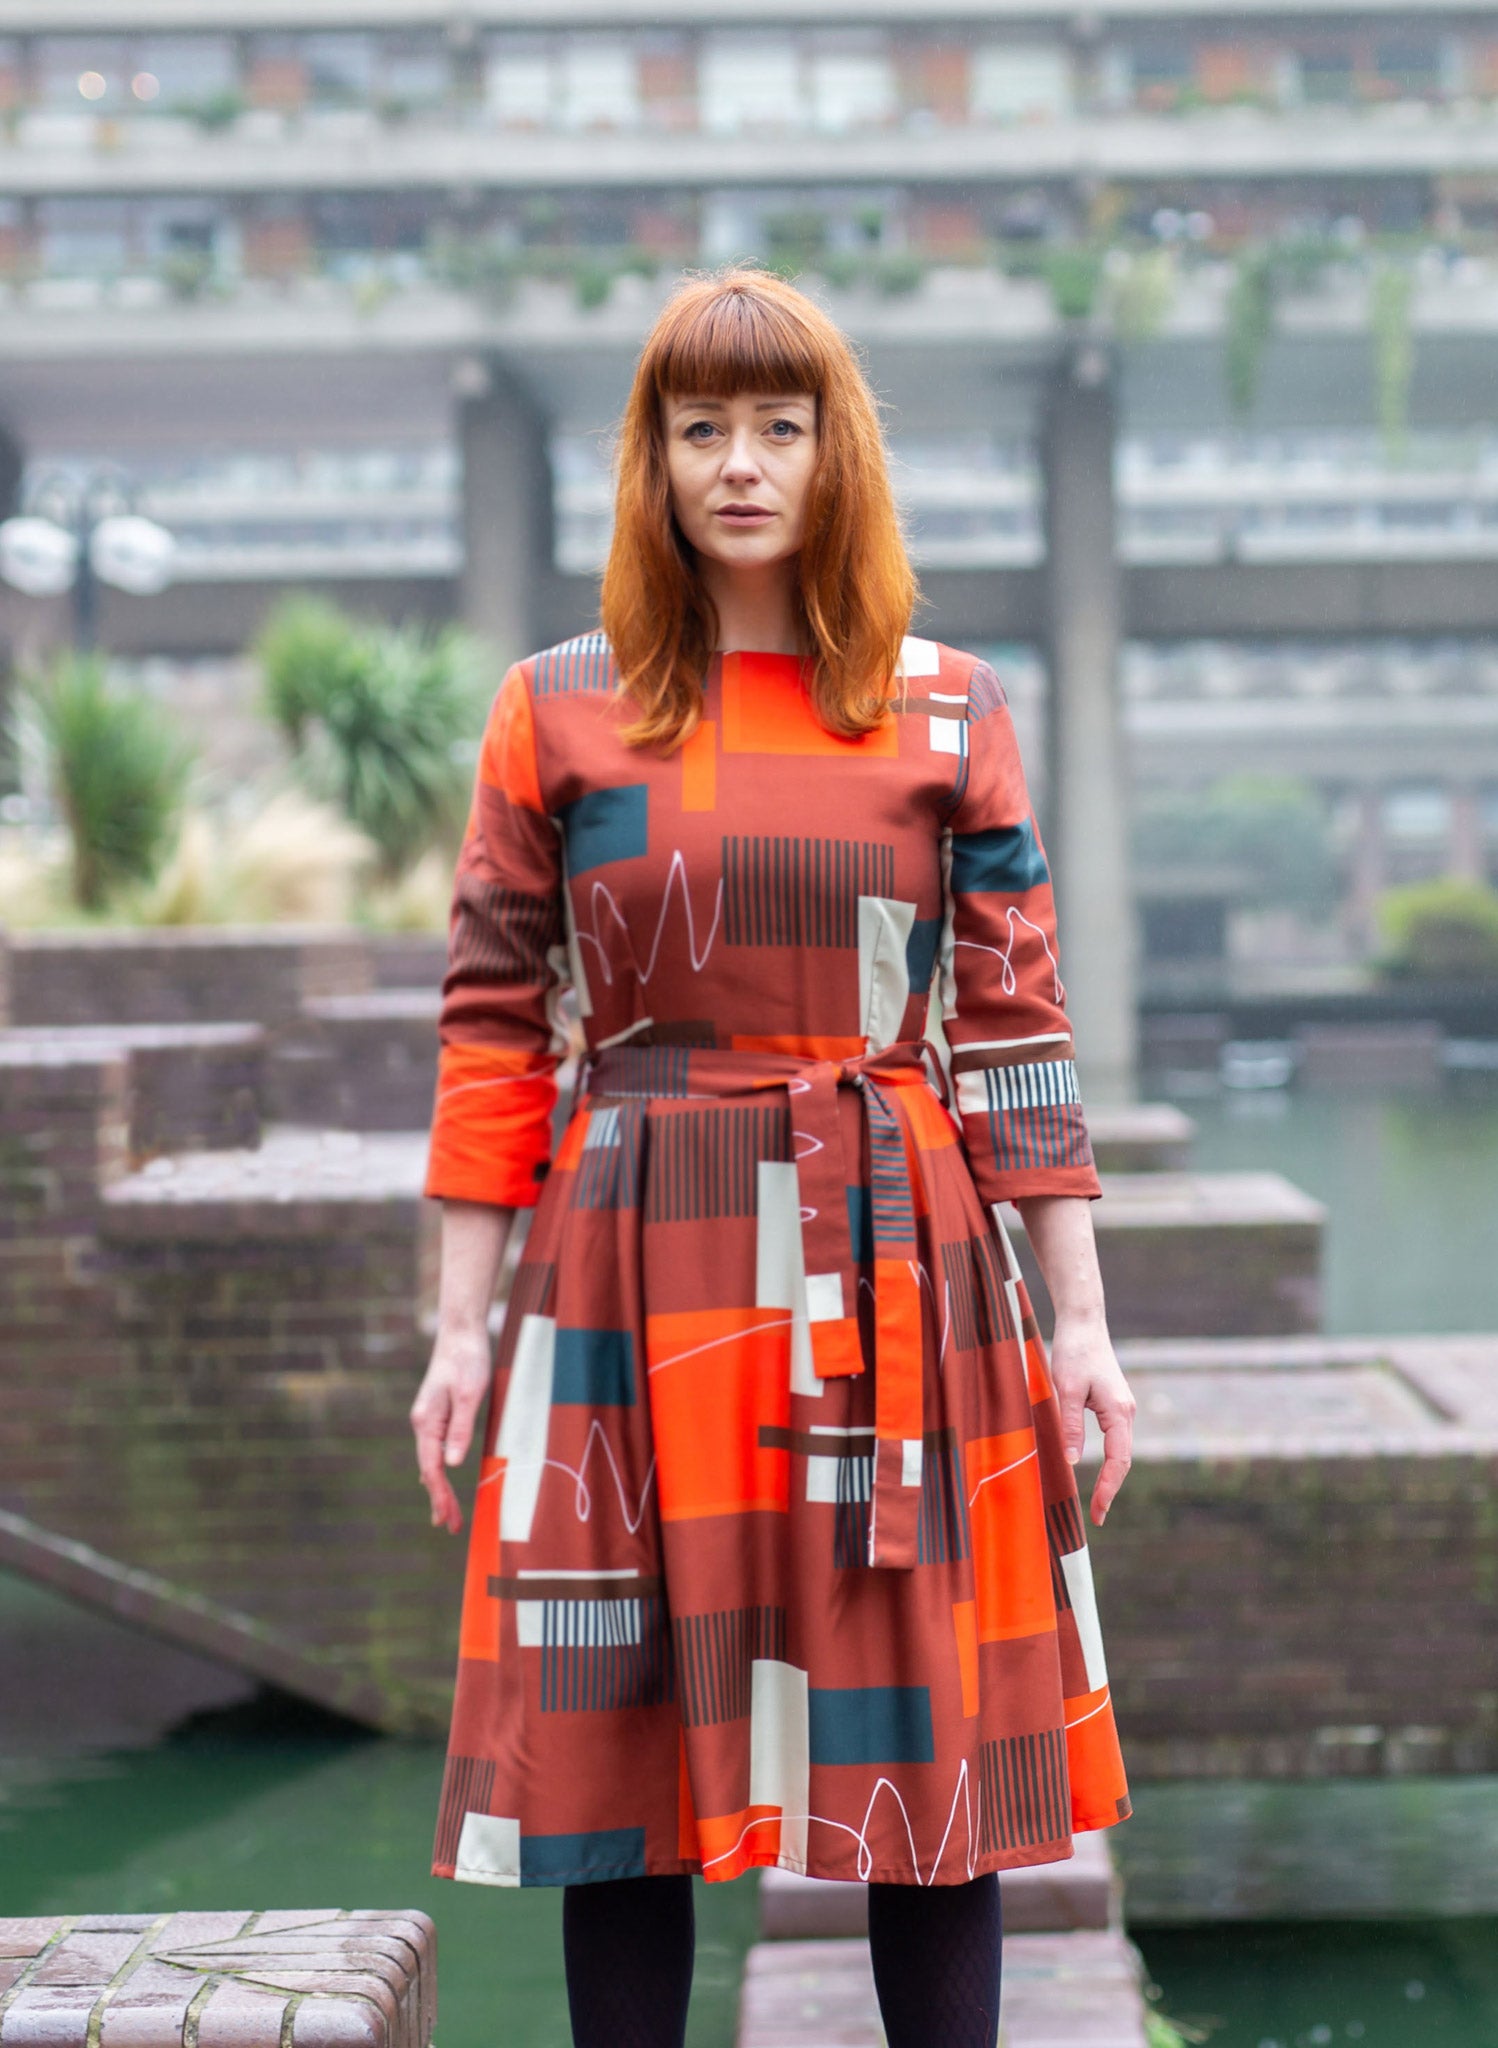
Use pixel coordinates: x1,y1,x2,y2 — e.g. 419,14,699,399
1056,1379,1088,1465
1089,1415,1133,1525
443,1386,485,1468
413,1404,452,1497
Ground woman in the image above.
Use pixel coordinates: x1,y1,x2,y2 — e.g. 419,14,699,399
411,269,1135,2048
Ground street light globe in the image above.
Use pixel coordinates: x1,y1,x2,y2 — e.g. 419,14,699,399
0,515,79,597
90,514,177,595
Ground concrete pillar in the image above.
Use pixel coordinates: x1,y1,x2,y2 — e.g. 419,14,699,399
1039,341,1137,1106
1346,784,1385,951
455,357,554,667
1448,782,1485,884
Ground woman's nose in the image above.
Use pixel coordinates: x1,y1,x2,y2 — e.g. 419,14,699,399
720,433,762,480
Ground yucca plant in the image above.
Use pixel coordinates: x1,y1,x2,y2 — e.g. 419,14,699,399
256,596,488,880
14,653,194,912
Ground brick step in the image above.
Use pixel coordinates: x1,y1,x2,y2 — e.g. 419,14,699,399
0,1910,435,2047
736,1931,1149,2048
760,1834,1121,1940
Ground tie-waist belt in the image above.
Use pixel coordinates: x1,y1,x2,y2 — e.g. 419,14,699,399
578,1038,955,1569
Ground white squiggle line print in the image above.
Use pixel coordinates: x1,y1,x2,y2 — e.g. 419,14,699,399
698,1765,977,1886
967,1444,1038,1507
538,1421,657,1536
791,1128,824,1161
645,1313,796,1376
953,906,1064,1003
575,849,722,987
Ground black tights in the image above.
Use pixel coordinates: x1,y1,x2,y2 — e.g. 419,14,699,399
562,1871,1002,2048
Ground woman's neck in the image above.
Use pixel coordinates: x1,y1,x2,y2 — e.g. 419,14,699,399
698,553,805,656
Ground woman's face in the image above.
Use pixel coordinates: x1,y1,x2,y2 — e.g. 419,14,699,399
661,388,819,572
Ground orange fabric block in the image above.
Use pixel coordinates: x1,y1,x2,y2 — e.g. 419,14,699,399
873,1255,924,1443
645,1307,792,1520
731,1034,866,1059
479,664,545,813
965,1428,1055,1644
895,1075,962,1153
1064,1684,1131,1826
458,1457,504,1663
696,1805,781,1880
680,718,717,810
953,1599,980,1718
721,651,898,758
424,1043,558,1207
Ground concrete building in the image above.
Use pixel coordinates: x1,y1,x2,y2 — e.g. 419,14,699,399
4,1,1498,1084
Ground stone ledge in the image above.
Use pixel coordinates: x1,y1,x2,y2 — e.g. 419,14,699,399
0,1909,435,2048
760,1832,1121,1939
736,1931,1149,2048
101,1127,430,1239
1084,1103,1195,1173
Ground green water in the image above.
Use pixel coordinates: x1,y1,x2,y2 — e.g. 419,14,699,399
1135,1919,1498,2047
1152,1071,1498,1335
0,1669,757,2046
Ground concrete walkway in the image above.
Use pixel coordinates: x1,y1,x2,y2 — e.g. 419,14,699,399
737,1929,1150,2048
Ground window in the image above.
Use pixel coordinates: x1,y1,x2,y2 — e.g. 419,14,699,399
970,44,1072,123
303,34,374,107
700,37,804,133
133,37,237,111
486,37,554,127
809,50,895,132
35,38,129,109
558,39,638,130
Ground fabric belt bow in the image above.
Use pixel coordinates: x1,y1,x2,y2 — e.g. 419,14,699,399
584,1038,954,1571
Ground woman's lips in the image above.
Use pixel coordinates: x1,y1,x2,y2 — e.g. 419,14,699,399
715,507,776,525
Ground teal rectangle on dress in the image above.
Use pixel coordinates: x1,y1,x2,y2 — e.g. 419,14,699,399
808,1685,935,1765
553,1327,635,1405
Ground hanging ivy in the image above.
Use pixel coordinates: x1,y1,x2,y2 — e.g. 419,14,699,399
1223,247,1276,423
1370,262,1415,462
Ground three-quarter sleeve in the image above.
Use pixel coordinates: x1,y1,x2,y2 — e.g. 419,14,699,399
424,661,572,1208
936,660,1102,1206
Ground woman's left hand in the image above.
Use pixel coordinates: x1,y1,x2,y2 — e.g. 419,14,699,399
1048,1313,1135,1527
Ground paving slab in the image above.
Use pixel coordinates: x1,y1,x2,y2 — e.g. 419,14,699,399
736,1931,1149,2048
1083,1102,1195,1173
0,1911,435,2048
760,1834,1121,1940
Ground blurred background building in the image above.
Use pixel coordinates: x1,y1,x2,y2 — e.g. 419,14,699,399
3,0,1498,986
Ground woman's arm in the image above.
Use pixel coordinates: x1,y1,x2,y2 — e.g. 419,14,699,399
1013,1193,1135,1528
410,1199,517,1533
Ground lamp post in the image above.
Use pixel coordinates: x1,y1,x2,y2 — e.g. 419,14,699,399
0,464,176,648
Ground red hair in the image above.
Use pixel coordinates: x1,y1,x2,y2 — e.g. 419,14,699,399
599,268,919,749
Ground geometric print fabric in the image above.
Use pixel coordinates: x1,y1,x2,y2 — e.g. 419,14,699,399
426,633,1130,1886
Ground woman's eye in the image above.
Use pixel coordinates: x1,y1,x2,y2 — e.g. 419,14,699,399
684,421,716,441
768,419,800,437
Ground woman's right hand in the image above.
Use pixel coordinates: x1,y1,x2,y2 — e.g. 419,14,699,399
410,1325,494,1534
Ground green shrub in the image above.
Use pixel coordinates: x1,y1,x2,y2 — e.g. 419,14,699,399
1045,245,1104,321
256,597,490,879
13,653,193,912
872,251,925,297
573,259,614,310
1376,877,1498,980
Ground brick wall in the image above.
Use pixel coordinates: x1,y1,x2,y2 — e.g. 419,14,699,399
0,1037,466,1735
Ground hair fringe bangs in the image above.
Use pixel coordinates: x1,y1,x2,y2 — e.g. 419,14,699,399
646,280,831,401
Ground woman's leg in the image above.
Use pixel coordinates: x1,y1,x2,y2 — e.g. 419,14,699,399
867,1873,1003,2048
562,1873,696,2048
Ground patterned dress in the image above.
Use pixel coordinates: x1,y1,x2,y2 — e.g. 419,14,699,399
424,632,1131,1890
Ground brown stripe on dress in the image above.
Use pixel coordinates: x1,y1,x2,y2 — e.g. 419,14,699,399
722,837,895,949
645,1103,792,1221
672,1606,787,1726
979,1729,1069,1852
435,1753,496,1869
490,1575,665,1601
758,1425,877,1456
950,1040,1075,1074
940,1234,1015,1353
